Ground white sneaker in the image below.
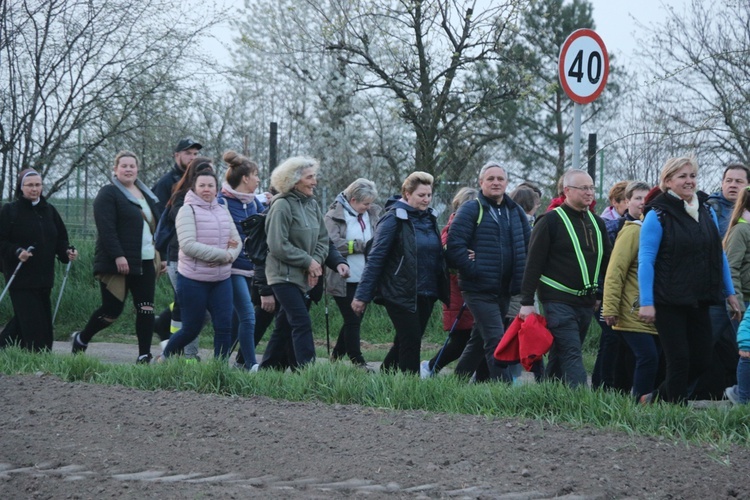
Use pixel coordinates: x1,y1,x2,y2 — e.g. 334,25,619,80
725,385,741,405
249,364,260,373
159,339,169,352
420,360,434,379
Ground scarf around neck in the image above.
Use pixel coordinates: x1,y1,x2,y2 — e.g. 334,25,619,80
667,189,699,222
221,181,256,205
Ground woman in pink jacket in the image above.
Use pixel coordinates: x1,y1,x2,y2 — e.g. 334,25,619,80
160,168,241,360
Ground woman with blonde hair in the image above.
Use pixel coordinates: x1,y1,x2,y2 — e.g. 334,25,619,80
638,156,740,403
260,156,328,369
353,171,449,374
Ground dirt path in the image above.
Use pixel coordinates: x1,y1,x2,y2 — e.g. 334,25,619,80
0,343,747,498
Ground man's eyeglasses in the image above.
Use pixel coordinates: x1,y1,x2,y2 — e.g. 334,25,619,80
567,185,595,192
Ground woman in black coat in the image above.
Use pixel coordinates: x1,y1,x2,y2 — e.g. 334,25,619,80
71,151,162,363
0,168,77,351
352,171,449,374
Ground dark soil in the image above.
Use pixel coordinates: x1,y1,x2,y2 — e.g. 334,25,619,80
0,343,748,499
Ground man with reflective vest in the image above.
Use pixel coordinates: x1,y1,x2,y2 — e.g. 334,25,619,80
518,169,612,388
445,162,530,381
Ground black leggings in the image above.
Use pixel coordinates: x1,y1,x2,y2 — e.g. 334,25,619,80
79,262,156,356
332,282,365,364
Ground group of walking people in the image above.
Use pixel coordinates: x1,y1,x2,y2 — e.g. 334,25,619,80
2,141,749,406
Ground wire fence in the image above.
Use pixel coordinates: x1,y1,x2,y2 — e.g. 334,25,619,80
48,181,468,242
50,178,604,242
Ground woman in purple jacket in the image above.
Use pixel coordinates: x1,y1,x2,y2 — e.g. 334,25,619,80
160,168,241,360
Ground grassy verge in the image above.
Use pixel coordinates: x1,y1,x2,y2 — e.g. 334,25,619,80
1,347,748,449
7,239,603,365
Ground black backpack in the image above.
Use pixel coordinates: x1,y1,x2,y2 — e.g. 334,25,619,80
153,207,175,254
240,213,268,265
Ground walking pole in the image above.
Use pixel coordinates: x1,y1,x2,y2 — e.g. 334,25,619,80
52,248,74,324
324,275,330,356
431,302,467,371
0,245,35,305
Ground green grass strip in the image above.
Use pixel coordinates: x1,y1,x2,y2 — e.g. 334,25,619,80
2,347,749,448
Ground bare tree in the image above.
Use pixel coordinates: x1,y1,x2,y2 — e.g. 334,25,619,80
0,0,223,199
636,0,750,167
235,0,526,187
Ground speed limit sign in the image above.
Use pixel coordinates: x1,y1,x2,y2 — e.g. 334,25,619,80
559,29,609,104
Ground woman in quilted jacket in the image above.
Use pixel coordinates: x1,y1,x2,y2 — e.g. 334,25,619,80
160,168,241,360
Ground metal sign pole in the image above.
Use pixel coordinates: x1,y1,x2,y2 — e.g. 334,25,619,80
572,103,582,169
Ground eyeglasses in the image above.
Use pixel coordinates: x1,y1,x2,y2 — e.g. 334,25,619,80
567,185,596,192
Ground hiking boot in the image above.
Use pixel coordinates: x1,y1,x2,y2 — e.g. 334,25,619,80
639,392,655,405
136,353,153,364
420,360,434,379
70,331,87,354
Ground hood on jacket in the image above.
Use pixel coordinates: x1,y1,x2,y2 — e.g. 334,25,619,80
331,192,359,217
111,175,160,206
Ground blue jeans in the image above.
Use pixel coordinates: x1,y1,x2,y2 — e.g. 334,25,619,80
543,301,593,388
163,275,233,359
619,330,661,400
166,261,199,358
734,357,750,403
458,290,512,382
231,274,256,368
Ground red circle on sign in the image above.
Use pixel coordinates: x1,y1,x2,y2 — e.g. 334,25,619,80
558,29,609,104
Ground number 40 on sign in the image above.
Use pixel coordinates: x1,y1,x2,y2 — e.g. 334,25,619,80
558,29,609,105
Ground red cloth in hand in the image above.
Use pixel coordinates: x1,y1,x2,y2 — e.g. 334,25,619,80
494,313,553,371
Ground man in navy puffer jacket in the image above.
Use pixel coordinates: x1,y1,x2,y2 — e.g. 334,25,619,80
446,162,530,382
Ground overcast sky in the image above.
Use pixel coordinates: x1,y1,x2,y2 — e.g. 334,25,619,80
205,0,690,74
587,0,688,66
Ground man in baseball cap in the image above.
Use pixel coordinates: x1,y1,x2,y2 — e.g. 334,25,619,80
151,138,203,212
173,137,203,154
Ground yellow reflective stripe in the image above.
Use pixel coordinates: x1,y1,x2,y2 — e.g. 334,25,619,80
540,275,585,295
348,240,355,255
542,207,604,295
555,207,590,286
